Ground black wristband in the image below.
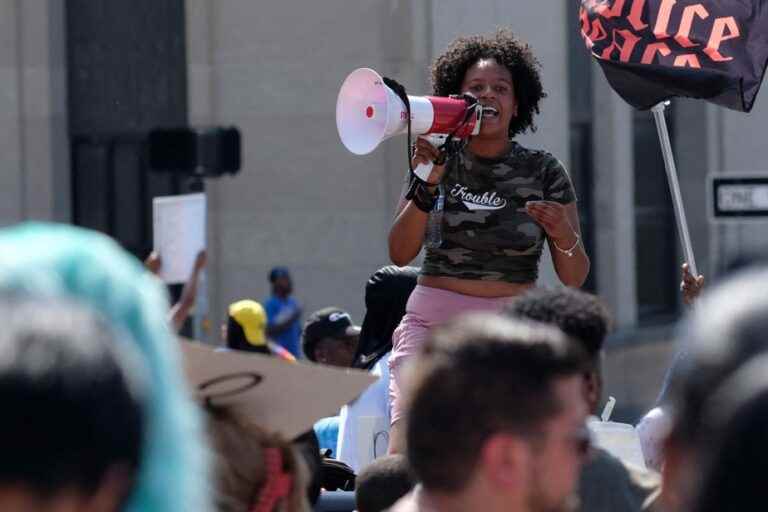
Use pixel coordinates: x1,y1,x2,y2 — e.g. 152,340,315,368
406,180,438,213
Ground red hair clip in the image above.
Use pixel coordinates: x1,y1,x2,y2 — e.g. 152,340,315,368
250,447,294,512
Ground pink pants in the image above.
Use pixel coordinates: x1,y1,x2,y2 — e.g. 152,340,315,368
388,285,514,425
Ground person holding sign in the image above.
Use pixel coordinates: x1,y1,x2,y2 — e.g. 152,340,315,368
387,30,590,453
144,250,208,333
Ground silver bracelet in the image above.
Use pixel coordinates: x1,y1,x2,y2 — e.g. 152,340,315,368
552,233,581,258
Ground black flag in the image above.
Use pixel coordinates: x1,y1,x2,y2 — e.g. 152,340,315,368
581,0,768,112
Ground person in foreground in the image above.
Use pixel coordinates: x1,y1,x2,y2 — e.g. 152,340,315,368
387,29,589,453
391,313,589,512
0,298,146,512
686,355,768,512
659,267,768,512
0,223,211,511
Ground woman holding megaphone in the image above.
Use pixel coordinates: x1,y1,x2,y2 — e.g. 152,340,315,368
387,30,590,454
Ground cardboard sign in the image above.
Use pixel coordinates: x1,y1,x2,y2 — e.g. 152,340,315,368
152,193,206,284
180,340,376,439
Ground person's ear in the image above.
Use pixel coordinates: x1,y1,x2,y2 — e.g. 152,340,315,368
480,433,530,489
584,371,601,411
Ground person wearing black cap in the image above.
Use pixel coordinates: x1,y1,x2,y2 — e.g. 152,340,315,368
265,267,303,358
303,307,361,461
302,307,361,368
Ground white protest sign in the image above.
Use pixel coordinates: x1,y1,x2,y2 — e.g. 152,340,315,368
153,193,206,284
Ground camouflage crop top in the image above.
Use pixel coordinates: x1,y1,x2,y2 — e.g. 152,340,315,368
421,141,576,283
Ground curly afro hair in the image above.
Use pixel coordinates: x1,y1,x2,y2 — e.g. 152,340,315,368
430,29,546,138
504,288,612,361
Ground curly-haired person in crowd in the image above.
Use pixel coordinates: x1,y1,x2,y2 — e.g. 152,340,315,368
508,288,661,511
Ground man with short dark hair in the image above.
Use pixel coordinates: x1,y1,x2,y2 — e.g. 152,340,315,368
392,313,590,512
302,307,360,367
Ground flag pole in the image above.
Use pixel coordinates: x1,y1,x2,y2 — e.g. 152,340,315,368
650,101,699,278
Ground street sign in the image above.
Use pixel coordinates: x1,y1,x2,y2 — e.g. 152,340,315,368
712,175,768,219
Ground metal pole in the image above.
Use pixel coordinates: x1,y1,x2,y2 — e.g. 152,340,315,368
651,101,699,278
193,268,208,343
193,186,208,343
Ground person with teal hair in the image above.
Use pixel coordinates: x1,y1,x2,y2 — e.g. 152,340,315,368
0,223,212,512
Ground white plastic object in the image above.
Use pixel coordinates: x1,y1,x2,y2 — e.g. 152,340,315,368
601,396,617,422
413,134,448,182
588,417,648,470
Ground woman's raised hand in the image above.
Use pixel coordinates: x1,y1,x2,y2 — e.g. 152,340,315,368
525,201,575,242
411,136,448,185
680,262,705,306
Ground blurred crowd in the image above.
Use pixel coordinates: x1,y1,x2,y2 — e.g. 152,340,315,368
3,221,767,512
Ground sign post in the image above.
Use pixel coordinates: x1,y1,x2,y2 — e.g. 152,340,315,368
711,175,768,219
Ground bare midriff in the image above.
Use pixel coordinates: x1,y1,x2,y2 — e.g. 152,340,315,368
417,275,535,298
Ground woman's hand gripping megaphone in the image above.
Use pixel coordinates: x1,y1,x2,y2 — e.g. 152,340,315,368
412,134,449,184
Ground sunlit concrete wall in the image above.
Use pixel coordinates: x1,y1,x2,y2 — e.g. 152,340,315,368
187,0,571,336
0,0,69,227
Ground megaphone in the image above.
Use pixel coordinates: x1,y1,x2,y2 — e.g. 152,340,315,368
336,68,482,178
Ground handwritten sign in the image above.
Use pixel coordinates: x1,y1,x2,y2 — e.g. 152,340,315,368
152,193,206,284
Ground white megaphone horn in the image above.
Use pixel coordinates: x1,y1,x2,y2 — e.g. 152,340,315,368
336,68,482,177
